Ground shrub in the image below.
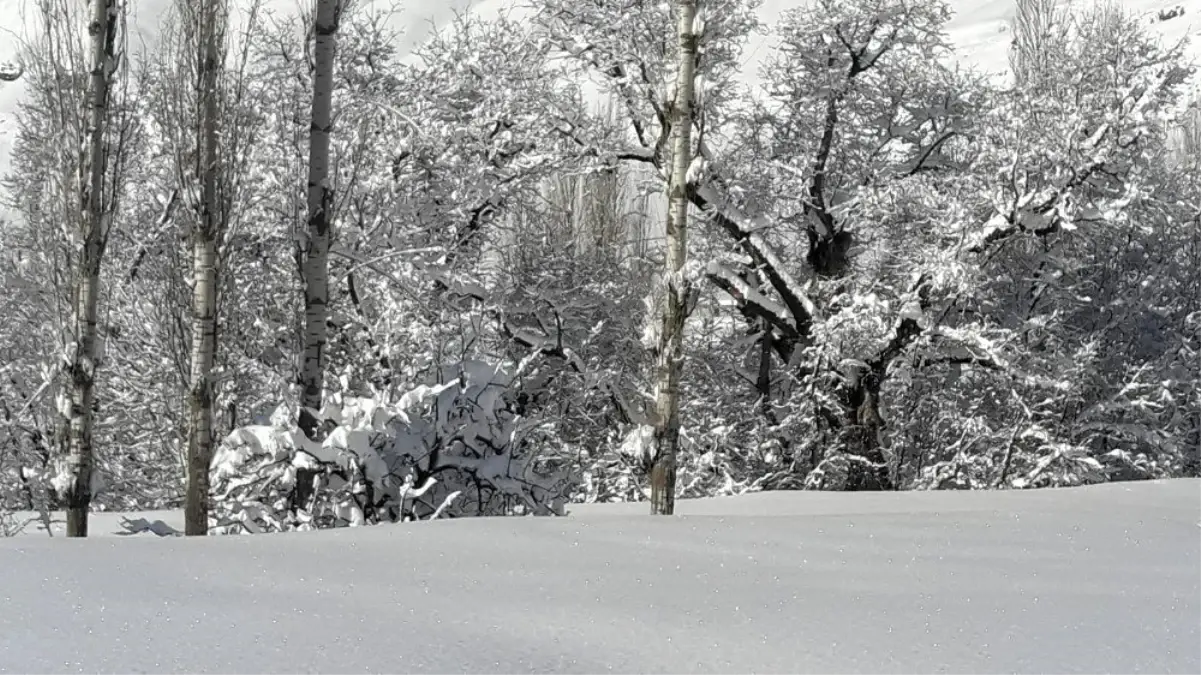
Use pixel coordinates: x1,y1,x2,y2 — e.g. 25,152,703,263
209,359,571,534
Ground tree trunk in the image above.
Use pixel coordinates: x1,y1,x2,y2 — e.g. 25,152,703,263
64,267,101,538
185,235,218,534
845,384,889,490
183,0,223,535
650,0,699,516
63,0,120,538
756,318,776,425
298,0,342,440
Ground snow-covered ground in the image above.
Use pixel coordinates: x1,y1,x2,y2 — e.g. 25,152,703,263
2,479,1198,673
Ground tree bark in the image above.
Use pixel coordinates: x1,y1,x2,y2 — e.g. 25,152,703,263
756,318,776,425
183,0,224,536
63,0,120,537
298,0,343,440
650,0,699,516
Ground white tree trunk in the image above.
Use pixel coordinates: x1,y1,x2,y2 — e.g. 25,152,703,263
650,0,699,516
298,0,343,439
65,0,120,537
184,0,224,536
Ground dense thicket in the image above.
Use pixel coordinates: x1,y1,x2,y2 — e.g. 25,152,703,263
1,0,1197,533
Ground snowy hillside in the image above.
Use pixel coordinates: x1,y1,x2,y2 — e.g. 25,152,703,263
943,0,1200,76
2,479,1199,673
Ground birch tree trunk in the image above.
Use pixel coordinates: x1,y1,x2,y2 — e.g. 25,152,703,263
64,0,120,537
184,0,224,536
650,0,699,516
298,0,343,440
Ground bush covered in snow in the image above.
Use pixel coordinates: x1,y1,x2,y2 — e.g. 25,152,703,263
209,360,571,534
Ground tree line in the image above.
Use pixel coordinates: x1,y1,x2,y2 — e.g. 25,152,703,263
0,0,1197,536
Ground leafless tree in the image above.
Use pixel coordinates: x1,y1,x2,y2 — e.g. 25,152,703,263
182,0,226,536
1010,0,1068,87
649,0,700,515
298,0,347,440
44,0,131,536
148,0,263,534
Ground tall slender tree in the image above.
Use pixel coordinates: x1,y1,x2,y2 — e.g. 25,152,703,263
63,0,125,536
649,0,700,515
182,0,226,536
298,0,346,440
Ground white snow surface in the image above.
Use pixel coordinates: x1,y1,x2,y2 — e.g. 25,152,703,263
2,479,1199,674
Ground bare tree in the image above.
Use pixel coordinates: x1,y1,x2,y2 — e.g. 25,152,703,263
145,0,263,533
1009,0,1068,87
63,0,126,536
181,0,226,536
649,0,699,515
298,0,346,440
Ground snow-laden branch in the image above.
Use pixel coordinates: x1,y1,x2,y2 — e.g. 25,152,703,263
691,183,817,336
705,262,797,335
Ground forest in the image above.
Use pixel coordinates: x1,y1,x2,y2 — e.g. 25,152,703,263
0,0,1198,537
